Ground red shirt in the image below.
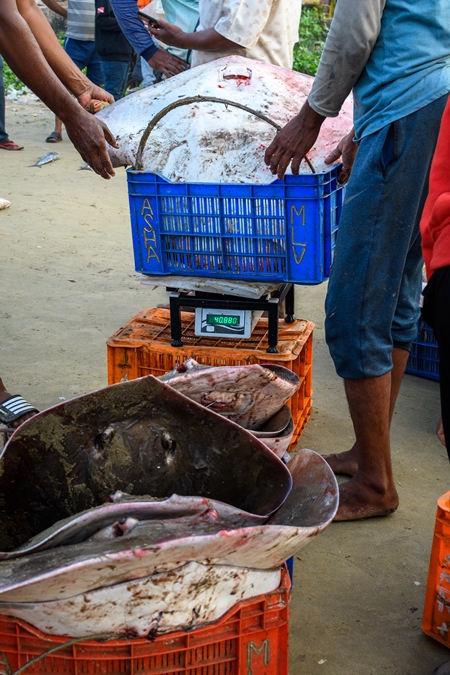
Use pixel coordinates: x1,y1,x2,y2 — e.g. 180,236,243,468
421,99,450,279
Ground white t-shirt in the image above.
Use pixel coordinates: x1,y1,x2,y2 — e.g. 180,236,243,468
191,0,302,69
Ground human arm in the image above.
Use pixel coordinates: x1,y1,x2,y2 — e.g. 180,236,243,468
265,0,385,178
0,0,116,178
110,0,187,76
17,0,113,107
147,19,237,52
40,0,67,19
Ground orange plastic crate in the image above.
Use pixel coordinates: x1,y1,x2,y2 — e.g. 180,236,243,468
107,308,314,450
423,491,450,646
0,568,290,675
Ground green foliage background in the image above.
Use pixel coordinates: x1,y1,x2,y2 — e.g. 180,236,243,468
293,6,329,76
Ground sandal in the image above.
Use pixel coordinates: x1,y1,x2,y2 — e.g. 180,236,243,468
46,131,62,143
0,395,39,426
0,140,24,151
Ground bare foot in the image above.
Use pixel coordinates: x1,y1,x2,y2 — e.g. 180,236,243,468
436,417,446,447
333,476,399,521
323,447,359,477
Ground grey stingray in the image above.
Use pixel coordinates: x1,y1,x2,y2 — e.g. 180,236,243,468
5,494,266,561
166,362,300,430
0,376,291,554
0,450,338,603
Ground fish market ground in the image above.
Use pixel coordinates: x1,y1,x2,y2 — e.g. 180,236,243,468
0,99,449,674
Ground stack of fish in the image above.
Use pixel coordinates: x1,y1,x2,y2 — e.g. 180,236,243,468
0,373,338,638
161,359,300,457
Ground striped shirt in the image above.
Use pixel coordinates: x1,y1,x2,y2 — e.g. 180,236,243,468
66,0,96,41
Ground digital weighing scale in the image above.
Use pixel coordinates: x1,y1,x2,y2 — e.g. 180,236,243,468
168,283,295,353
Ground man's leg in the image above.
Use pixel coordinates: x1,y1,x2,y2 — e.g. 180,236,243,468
46,38,91,142
100,60,129,101
324,95,448,520
0,56,8,144
326,347,409,478
422,266,450,454
335,373,399,521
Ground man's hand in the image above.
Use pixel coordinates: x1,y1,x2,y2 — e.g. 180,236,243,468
148,48,189,78
264,101,325,179
65,111,118,179
324,127,357,184
146,18,184,49
77,83,114,109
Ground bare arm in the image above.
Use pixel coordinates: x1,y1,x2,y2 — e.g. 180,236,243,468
16,0,113,106
40,0,67,19
0,0,116,178
265,0,385,178
147,19,237,52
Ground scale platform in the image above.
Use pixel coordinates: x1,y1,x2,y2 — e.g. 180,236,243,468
168,283,295,353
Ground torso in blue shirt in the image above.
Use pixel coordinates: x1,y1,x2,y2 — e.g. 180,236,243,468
354,0,450,140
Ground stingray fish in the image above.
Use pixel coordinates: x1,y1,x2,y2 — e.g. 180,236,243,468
165,361,300,430
96,55,353,182
0,448,337,604
5,494,266,561
0,561,281,637
252,406,294,457
0,376,291,555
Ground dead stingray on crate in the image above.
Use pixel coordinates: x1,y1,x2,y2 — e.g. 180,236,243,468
0,561,283,637
0,448,337,605
0,375,291,556
161,359,300,430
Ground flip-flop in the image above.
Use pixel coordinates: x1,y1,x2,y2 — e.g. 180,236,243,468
45,132,62,143
0,395,39,426
0,140,24,151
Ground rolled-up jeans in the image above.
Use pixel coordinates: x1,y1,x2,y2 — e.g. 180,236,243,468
325,94,448,379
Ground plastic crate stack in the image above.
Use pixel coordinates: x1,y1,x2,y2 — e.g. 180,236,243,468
406,319,440,381
107,308,314,452
422,492,450,647
0,568,290,675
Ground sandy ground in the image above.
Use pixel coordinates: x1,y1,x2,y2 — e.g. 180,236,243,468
1,96,450,674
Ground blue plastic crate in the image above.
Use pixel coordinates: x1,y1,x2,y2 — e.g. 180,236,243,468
127,166,345,284
406,319,440,381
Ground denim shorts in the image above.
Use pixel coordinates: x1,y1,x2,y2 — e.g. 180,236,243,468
324,94,448,379
64,37,104,86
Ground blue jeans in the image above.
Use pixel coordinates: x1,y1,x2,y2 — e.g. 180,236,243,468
325,94,448,379
0,56,7,143
64,38,103,86
100,61,129,100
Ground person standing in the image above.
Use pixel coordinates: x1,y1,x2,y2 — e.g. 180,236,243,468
0,54,23,151
264,0,450,521
95,0,133,100
421,100,450,460
42,0,104,143
144,0,301,70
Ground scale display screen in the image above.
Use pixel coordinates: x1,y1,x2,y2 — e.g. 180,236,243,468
206,314,241,327
195,308,255,338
